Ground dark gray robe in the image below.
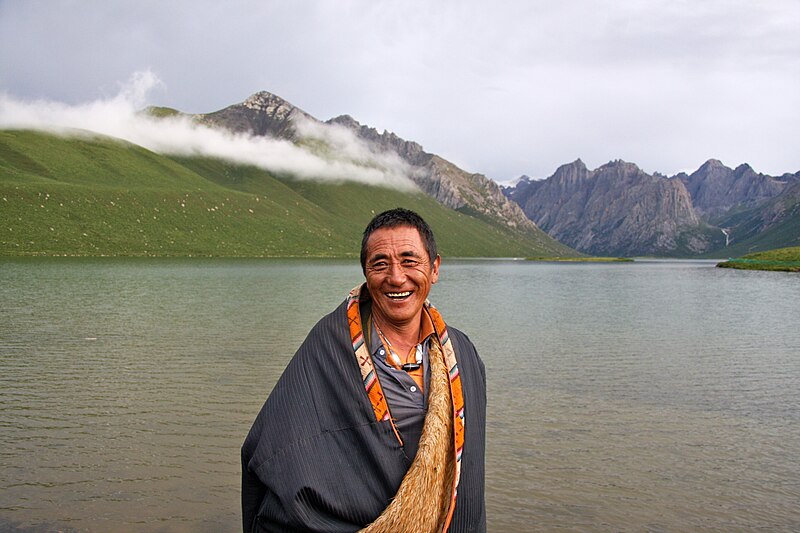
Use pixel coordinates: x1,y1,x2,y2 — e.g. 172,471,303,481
242,297,486,532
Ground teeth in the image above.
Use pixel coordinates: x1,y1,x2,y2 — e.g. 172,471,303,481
387,291,411,298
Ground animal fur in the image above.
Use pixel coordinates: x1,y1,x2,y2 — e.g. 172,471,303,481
360,338,455,533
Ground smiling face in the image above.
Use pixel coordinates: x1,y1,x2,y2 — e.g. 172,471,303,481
364,225,441,335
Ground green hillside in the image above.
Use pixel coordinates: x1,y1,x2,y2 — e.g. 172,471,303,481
0,129,576,258
716,246,800,272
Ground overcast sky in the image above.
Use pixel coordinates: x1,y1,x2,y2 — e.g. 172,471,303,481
1,0,799,181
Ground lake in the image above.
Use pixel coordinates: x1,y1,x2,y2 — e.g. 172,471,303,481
1,258,799,532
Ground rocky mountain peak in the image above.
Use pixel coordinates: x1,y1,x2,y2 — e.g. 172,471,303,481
199,90,312,139
692,159,731,176
564,158,587,170
701,158,725,168
243,91,294,112
598,159,644,175
551,159,591,185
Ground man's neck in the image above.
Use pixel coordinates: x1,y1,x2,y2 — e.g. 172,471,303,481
372,314,422,353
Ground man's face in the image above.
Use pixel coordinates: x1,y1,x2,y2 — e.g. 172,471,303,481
364,225,440,332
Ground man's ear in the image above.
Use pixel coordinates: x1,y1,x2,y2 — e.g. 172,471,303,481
431,255,441,283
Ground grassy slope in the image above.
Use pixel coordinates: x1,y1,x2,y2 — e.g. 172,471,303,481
716,246,800,272
167,156,575,257
1,129,577,258
719,212,800,258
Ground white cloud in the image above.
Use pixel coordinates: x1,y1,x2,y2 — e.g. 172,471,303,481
0,71,418,190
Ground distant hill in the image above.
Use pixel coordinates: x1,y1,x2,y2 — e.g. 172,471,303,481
0,129,575,258
504,159,799,257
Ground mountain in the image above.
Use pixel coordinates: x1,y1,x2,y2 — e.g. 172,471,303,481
0,128,574,258
504,159,721,256
200,91,541,234
504,159,799,257
679,159,792,219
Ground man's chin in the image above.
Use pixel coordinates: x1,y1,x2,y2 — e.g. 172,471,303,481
375,301,421,325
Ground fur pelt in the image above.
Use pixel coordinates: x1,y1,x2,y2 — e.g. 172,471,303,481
360,338,455,533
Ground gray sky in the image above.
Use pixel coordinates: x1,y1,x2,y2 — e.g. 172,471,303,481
1,0,799,181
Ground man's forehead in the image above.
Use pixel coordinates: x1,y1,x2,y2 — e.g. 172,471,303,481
365,226,426,256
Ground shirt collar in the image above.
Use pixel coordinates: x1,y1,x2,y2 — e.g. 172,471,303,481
367,306,436,356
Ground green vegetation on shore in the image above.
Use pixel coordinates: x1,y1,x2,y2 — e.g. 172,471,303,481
716,246,800,272
1,129,577,258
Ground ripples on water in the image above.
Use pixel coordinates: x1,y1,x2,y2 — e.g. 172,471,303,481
1,258,799,532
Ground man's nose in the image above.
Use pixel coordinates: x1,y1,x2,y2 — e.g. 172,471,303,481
387,262,406,284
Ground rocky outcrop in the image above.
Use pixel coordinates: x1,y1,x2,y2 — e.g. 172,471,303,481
505,160,717,256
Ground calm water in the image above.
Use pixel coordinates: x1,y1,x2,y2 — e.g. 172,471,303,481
1,258,799,532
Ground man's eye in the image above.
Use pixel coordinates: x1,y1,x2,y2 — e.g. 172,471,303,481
370,262,388,271
402,259,419,267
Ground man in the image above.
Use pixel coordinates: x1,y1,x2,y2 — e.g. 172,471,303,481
242,208,486,532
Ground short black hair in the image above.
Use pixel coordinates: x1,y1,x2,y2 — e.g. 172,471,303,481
360,208,438,274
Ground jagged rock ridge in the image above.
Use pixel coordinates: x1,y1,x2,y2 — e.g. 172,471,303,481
326,115,535,231
506,159,713,256
679,159,790,219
